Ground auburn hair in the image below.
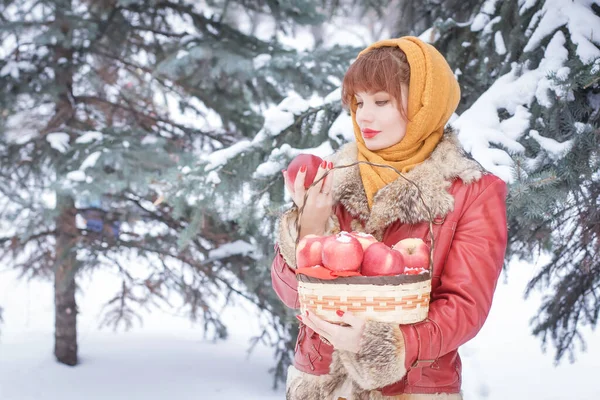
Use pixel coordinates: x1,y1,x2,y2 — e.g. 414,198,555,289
341,46,410,119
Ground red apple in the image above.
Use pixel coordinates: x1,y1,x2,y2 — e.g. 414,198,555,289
296,234,326,269
404,267,429,275
347,231,378,252
321,231,363,272
287,154,324,189
392,238,430,270
361,242,405,276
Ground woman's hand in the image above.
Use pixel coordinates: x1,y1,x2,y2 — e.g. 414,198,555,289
283,160,334,238
299,310,366,354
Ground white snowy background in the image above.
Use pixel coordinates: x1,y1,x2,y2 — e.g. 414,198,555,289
1,1,599,399
1,255,599,400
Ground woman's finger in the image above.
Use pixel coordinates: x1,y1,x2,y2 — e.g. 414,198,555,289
283,171,295,195
336,310,363,328
300,313,323,332
303,312,333,341
305,310,340,335
310,160,328,194
320,162,334,197
293,166,307,199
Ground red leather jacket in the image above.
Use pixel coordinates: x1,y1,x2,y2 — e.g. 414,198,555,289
271,173,508,395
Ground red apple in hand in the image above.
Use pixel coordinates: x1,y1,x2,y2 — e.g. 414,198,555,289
296,234,326,269
322,232,363,272
361,242,405,276
287,154,324,189
392,238,430,270
347,231,378,252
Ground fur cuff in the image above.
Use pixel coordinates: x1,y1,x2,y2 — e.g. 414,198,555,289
275,206,340,269
369,393,463,400
337,320,407,391
286,362,462,400
276,207,300,269
285,364,348,400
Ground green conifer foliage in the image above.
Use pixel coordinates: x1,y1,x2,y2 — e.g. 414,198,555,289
432,0,600,363
0,0,359,379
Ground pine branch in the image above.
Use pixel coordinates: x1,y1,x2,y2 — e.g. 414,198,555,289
127,24,188,38
99,280,144,331
73,94,234,144
0,229,57,246
529,263,598,363
583,76,600,89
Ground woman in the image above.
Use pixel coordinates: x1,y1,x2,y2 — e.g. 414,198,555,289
272,36,508,400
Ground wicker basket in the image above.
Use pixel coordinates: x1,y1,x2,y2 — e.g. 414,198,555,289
298,274,431,323
294,161,435,324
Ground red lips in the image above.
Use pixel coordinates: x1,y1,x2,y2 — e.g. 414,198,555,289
361,128,380,139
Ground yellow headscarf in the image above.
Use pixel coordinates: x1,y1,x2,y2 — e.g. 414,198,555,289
351,36,461,209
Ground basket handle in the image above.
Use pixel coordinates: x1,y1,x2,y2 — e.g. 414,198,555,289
294,161,435,275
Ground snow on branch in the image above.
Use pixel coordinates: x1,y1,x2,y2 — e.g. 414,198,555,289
203,92,325,177
455,31,576,183
523,0,600,63
207,240,257,262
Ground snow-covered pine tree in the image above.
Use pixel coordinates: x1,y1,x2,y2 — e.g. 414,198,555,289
184,0,600,382
0,0,357,372
0,0,194,366
160,1,410,384
428,0,600,363
392,0,485,37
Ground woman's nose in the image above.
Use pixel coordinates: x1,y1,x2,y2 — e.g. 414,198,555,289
357,107,374,124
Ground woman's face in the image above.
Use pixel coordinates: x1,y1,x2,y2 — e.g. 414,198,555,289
354,84,408,151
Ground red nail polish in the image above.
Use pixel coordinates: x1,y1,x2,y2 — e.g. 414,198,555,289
296,315,303,322
321,160,327,169
328,161,333,169
305,310,309,317
300,165,307,173
336,310,344,317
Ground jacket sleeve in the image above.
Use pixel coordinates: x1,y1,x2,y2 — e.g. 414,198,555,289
271,244,301,309
271,206,341,310
337,174,508,390
271,207,301,309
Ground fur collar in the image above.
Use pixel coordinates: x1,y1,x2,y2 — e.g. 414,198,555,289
329,128,484,234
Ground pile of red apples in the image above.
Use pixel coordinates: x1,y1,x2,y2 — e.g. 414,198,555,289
296,231,430,277
286,154,430,277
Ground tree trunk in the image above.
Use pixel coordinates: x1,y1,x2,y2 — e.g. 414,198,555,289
54,195,78,366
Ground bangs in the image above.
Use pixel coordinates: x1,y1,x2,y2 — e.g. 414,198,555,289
341,47,410,113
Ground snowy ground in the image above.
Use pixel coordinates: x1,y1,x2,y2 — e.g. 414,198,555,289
0,257,598,400
0,267,285,400
461,258,599,399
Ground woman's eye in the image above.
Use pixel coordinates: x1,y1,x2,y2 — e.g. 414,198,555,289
356,101,363,107
376,100,389,106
